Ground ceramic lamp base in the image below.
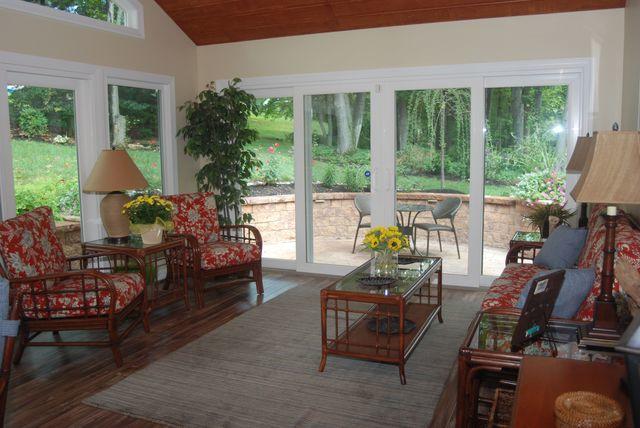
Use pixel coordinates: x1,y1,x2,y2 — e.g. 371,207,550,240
100,192,131,239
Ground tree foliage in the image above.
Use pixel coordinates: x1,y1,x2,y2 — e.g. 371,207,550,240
178,79,261,225
25,0,126,24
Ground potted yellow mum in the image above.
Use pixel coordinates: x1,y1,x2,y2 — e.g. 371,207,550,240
362,226,410,277
122,195,174,245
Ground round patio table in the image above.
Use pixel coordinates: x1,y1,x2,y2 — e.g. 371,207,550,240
396,203,434,254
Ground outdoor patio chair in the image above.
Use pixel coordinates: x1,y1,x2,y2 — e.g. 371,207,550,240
0,278,18,428
414,197,462,259
351,194,372,253
0,207,149,368
164,193,263,308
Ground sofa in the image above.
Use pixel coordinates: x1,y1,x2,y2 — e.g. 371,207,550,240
481,205,640,322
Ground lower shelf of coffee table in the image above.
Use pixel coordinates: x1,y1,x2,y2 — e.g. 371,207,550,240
326,302,440,362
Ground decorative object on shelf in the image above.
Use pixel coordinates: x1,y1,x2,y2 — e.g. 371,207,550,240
357,276,396,287
178,79,261,226
83,148,149,243
554,391,623,428
523,203,575,238
366,316,416,335
122,195,173,245
362,226,410,278
569,130,640,342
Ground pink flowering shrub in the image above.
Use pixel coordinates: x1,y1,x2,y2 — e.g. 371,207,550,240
511,169,566,206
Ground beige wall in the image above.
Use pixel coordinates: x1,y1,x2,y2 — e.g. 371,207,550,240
0,0,199,192
197,9,625,131
622,0,640,131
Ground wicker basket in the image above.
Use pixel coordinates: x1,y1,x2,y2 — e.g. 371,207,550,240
554,391,624,428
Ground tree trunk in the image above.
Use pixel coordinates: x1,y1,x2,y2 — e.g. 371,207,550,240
439,101,446,190
396,98,409,150
511,87,524,144
334,93,354,154
109,85,126,147
351,93,365,149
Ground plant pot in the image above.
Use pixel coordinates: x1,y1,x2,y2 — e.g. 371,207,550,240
372,250,399,278
130,223,164,245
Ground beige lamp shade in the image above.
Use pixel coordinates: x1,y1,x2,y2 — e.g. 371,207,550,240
566,135,594,173
84,149,148,192
570,131,640,204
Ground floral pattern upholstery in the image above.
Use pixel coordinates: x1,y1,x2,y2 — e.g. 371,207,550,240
0,207,145,319
199,241,261,270
0,207,66,278
164,193,220,245
482,204,640,322
17,272,144,319
481,263,547,312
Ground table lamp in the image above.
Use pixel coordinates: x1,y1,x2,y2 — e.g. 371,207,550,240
569,130,640,343
83,148,149,242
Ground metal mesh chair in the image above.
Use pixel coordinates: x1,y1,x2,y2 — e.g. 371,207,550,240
351,194,371,253
414,197,462,258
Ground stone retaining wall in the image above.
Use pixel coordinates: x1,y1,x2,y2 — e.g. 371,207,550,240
243,192,535,248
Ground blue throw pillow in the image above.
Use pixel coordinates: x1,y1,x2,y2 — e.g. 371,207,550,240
516,268,595,319
534,225,587,269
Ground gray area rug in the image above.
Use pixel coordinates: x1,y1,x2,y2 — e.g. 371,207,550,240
85,283,479,427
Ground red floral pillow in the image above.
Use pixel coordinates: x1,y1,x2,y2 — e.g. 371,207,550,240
0,207,66,279
165,193,221,245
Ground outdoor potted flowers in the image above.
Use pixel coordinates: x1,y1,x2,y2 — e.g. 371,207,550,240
362,226,410,278
523,203,574,238
122,195,173,245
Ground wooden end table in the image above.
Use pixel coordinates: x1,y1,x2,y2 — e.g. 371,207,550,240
319,255,442,384
457,311,624,427
82,237,190,315
511,356,633,427
509,231,543,263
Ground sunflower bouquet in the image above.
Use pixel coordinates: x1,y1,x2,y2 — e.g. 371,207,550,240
362,226,410,253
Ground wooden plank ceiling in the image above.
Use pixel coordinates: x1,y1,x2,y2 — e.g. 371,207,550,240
155,0,626,46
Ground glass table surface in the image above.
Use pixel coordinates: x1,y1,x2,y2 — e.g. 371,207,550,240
84,236,171,249
327,256,440,298
511,231,542,242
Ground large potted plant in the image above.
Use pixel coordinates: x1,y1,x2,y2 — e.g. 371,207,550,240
177,79,260,225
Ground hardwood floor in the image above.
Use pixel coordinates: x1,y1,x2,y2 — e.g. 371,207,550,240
5,271,483,427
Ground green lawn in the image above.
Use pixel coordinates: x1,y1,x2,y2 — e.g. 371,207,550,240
248,114,512,196
11,139,162,218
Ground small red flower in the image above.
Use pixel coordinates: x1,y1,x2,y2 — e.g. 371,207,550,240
268,146,275,154
151,162,158,169
274,142,280,148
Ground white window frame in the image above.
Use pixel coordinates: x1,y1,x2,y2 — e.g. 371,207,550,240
0,0,144,38
226,58,592,287
0,50,177,241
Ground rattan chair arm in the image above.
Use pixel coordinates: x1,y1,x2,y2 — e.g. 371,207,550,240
505,242,544,265
220,225,263,250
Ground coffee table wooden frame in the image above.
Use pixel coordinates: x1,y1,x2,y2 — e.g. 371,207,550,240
319,256,442,384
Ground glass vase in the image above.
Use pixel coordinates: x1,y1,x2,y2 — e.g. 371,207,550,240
372,250,398,278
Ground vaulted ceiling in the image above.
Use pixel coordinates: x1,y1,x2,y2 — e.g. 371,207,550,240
154,0,626,46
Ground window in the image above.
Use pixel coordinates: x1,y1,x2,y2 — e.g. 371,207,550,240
0,0,144,37
108,84,162,192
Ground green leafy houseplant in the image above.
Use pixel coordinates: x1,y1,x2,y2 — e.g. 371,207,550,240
523,203,575,238
178,79,260,225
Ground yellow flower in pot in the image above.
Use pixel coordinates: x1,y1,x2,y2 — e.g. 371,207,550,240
122,195,174,245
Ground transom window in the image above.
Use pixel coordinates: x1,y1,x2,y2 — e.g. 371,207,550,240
0,0,144,37
23,0,127,25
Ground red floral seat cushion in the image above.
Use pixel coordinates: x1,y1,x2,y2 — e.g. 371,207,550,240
17,272,144,319
199,241,261,270
0,207,66,279
164,193,220,245
481,263,548,312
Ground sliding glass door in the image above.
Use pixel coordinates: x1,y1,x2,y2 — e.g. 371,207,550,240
299,88,376,270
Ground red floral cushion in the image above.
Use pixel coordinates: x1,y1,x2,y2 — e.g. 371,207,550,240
0,207,66,279
165,193,220,245
200,241,261,270
18,272,144,319
481,263,548,312
575,217,640,321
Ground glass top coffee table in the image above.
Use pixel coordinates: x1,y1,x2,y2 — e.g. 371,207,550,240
319,255,442,384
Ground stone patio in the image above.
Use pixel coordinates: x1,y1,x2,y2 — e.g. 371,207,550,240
263,238,508,276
